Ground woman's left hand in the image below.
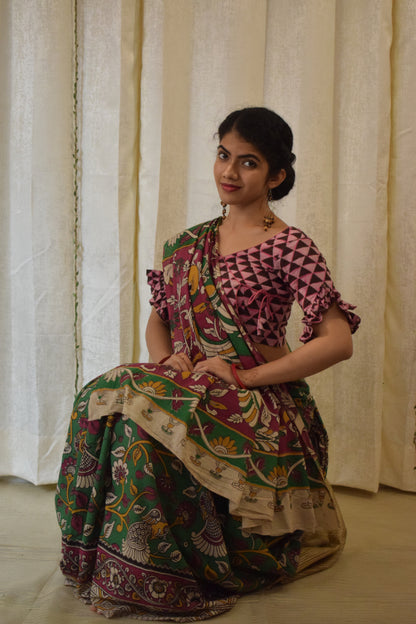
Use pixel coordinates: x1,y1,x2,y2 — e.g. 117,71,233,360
194,356,235,385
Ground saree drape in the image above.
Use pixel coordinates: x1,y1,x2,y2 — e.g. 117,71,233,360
1,0,415,493
56,219,345,619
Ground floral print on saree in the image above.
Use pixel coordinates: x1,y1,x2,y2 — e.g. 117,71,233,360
55,219,345,620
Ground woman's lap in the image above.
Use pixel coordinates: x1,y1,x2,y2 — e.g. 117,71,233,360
55,364,340,619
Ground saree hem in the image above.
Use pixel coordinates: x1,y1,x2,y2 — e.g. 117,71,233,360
86,367,338,538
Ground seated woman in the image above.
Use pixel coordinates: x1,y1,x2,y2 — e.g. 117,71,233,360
55,107,360,620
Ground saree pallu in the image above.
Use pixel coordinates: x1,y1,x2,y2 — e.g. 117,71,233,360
55,219,346,620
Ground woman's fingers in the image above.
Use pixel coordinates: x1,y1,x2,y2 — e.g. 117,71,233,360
194,355,221,372
166,352,194,372
194,357,234,384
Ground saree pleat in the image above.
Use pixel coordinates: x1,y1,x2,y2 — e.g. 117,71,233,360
55,219,345,620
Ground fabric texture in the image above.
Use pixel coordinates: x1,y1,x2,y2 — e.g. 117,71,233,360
56,219,346,619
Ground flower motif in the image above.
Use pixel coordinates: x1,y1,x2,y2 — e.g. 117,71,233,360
210,436,237,455
107,565,122,591
122,522,151,563
61,457,76,476
267,465,288,488
112,459,129,485
185,589,203,609
146,577,168,599
139,380,167,396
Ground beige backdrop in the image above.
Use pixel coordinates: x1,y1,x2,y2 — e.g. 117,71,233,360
0,0,415,492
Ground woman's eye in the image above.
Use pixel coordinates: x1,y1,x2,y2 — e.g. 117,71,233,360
243,159,257,168
217,151,228,160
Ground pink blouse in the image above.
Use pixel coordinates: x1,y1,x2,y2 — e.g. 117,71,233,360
147,226,360,348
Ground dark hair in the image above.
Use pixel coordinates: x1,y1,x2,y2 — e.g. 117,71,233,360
217,107,296,200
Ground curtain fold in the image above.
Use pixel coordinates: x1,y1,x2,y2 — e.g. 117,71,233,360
0,0,75,484
328,0,393,490
381,0,416,491
0,0,414,492
77,0,142,383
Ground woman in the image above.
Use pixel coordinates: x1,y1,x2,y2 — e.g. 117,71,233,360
56,107,360,620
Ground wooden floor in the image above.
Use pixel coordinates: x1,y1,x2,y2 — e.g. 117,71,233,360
1,477,415,624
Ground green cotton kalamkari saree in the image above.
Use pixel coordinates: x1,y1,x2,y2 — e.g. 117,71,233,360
55,219,346,620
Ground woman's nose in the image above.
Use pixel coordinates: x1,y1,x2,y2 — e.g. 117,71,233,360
223,160,238,178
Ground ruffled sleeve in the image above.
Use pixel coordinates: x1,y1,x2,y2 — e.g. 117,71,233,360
299,284,361,343
279,229,361,343
146,269,169,323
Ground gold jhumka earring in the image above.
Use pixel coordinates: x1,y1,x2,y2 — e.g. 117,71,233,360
220,201,227,220
263,189,275,231
263,213,275,231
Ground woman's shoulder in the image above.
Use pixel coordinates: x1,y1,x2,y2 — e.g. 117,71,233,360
268,226,330,276
277,224,310,242
163,219,217,255
274,225,321,253
266,225,313,255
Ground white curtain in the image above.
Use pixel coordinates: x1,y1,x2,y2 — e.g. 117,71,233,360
0,0,75,484
1,0,415,492
0,0,142,484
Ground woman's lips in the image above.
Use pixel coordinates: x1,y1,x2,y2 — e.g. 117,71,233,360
221,183,241,192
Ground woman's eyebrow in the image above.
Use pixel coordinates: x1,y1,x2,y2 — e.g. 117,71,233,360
217,144,230,154
217,145,261,161
238,153,260,161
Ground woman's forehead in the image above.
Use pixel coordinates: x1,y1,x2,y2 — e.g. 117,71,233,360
218,130,264,157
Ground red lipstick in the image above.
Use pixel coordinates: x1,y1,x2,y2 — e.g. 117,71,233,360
221,183,240,192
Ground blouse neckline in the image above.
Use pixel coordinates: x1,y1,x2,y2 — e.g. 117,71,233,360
216,225,294,260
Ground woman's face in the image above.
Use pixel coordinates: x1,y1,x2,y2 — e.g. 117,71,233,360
214,130,282,208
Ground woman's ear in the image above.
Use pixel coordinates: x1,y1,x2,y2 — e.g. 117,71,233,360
269,168,286,189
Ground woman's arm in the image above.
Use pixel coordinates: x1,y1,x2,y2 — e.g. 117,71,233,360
194,304,353,387
145,308,173,363
242,304,353,387
145,308,194,371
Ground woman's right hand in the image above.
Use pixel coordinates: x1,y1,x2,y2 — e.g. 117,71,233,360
161,352,194,372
